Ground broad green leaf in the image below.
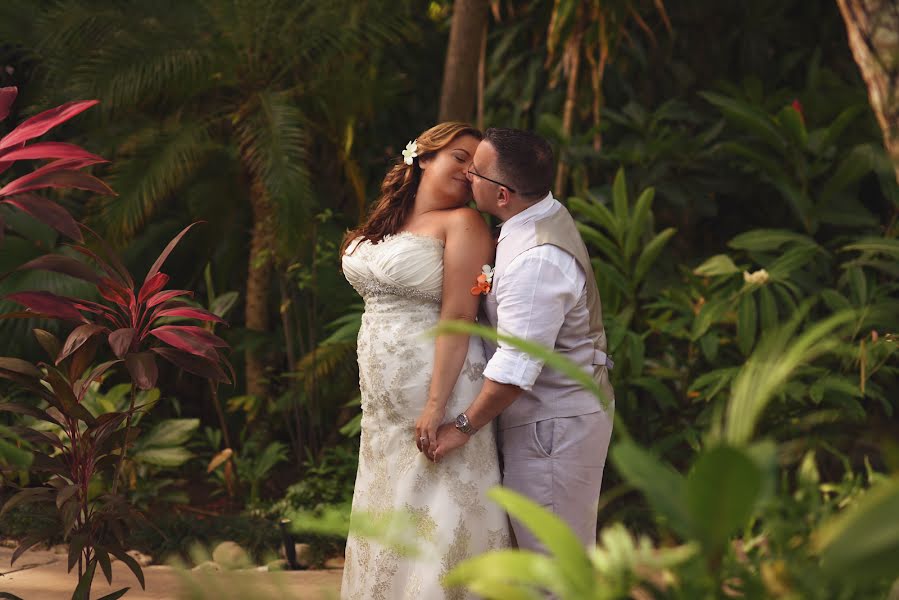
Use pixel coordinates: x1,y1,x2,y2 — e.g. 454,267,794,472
611,441,690,538
842,237,899,259
634,227,676,285
624,187,655,261
0,435,32,469
736,293,757,356
758,286,778,332
767,245,819,280
693,254,740,277
819,289,851,312
444,549,559,597
568,196,620,242
725,308,856,444
685,445,762,552
728,229,817,252
701,92,785,149
776,104,808,148
846,266,868,306
816,476,899,581
699,331,719,362
611,168,629,237
486,487,593,596
691,297,730,341
576,223,621,267
140,418,199,447
133,446,194,467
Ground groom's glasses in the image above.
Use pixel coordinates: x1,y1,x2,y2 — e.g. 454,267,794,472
467,164,517,194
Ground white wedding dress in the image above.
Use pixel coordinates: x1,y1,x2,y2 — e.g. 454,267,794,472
341,232,510,600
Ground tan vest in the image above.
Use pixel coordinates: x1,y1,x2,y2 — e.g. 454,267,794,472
483,198,614,429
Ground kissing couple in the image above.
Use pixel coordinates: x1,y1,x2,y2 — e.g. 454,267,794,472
340,123,615,599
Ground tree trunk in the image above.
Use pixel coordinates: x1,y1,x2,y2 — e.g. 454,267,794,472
836,0,899,183
245,177,275,401
439,0,490,123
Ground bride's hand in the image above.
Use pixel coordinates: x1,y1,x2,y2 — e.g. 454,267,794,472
415,402,445,455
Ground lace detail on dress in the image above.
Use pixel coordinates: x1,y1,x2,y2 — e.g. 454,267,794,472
340,230,510,600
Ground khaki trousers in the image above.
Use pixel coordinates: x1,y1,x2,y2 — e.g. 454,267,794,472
498,410,614,551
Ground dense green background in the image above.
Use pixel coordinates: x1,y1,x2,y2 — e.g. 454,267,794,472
0,1,897,596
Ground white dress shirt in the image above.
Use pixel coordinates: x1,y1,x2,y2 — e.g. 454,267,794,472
482,194,586,391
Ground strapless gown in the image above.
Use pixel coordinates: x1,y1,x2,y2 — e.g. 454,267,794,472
340,232,510,600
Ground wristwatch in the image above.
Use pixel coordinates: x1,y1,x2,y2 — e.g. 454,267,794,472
454,412,478,435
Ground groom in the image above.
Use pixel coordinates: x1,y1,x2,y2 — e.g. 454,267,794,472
431,127,615,551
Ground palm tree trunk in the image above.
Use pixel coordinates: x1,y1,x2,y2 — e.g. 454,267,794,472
836,0,899,183
439,0,490,122
554,5,585,198
245,177,274,401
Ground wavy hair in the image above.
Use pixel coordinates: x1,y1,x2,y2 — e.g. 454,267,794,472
342,122,482,255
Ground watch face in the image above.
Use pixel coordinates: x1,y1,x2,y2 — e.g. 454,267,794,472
455,413,467,427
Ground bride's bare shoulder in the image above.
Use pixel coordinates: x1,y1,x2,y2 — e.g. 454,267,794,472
443,207,490,238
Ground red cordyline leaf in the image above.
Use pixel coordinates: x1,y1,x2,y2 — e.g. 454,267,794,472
0,167,114,198
146,289,192,308
76,359,122,402
5,291,85,321
151,346,230,384
18,254,101,284
0,142,106,164
138,272,169,305
0,99,99,151
148,326,226,359
69,244,131,289
154,307,226,325
97,277,130,308
0,87,16,121
125,352,158,390
144,222,203,284
108,328,137,358
153,325,227,347
56,323,106,365
0,194,83,241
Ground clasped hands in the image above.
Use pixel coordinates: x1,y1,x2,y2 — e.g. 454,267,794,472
415,403,469,463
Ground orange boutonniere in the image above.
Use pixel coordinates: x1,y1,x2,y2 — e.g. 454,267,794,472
470,265,494,296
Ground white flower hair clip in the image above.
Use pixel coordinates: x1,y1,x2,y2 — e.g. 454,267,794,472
402,140,418,165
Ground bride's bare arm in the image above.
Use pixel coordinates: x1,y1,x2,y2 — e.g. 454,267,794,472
415,208,493,454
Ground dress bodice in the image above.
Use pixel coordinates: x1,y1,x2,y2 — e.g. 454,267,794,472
342,232,445,304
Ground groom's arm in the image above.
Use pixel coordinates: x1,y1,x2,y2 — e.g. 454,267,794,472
431,248,582,461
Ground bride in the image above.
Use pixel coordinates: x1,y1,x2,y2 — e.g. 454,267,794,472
341,122,510,598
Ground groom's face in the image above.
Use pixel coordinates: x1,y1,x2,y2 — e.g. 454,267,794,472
469,141,502,216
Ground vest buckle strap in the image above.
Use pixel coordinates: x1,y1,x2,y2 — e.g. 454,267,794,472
593,349,614,370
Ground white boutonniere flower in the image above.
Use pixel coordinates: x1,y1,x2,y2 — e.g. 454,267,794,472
402,140,418,165
481,264,494,284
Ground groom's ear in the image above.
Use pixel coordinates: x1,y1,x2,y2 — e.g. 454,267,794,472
496,187,510,208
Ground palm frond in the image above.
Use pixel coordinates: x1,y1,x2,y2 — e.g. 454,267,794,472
93,119,219,242
235,90,312,244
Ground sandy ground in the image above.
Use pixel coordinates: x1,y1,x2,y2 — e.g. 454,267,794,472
0,546,343,600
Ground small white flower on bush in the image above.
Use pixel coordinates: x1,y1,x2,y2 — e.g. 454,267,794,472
402,140,418,165
743,269,769,285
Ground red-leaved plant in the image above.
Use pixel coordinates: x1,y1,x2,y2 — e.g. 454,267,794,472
0,86,115,243
1,88,232,599
0,223,232,598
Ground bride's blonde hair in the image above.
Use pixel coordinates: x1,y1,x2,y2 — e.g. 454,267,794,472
342,121,482,255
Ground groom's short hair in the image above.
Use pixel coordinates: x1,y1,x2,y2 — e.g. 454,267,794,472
484,127,554,200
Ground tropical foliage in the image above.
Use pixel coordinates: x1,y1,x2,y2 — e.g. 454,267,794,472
0,0,896,598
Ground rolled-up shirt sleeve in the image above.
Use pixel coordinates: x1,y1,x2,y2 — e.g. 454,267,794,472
483,246,583,390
